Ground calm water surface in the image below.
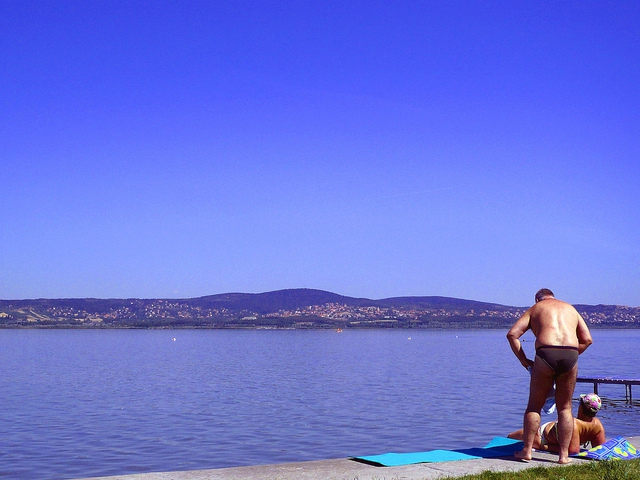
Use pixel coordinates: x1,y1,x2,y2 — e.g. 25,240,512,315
0,328,638,479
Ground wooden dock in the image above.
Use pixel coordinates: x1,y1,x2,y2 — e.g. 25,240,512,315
577,376,640,402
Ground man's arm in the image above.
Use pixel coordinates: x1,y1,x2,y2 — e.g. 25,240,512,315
576,312,593,354
507,311,534,369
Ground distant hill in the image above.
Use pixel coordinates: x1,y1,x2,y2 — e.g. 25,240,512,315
374,295,514,311
0,288,638,329
189,289,373,312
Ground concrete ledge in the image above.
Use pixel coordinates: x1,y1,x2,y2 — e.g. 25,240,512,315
80,436,639,480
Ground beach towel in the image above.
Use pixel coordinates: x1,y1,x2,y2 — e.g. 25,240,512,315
575,436,640,460
353,436,523,467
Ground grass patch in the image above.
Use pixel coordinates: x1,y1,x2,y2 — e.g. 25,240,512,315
452,459,640,480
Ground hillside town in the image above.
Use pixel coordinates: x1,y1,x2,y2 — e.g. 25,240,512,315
1,297,639,328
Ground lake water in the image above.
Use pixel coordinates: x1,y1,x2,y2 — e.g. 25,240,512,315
0,328,638,479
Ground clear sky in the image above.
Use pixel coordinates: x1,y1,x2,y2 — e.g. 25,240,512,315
2,1,639,307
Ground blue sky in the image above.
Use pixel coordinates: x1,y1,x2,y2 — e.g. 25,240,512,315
1,1,639,307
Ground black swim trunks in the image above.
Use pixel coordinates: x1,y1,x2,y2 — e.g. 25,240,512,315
535,345,579,376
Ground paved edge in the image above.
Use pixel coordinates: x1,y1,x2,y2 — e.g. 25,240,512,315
78,436,640,480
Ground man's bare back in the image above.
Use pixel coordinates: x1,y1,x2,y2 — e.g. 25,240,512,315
526,298,589,351
507,291,592,373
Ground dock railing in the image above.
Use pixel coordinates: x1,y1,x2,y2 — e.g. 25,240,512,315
577,377,640,403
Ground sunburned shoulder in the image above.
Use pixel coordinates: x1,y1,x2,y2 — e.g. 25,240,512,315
538,298,573,309
577,418,604,434
532,299,578,318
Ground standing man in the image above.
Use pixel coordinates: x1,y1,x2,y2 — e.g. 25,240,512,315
507,288,593,464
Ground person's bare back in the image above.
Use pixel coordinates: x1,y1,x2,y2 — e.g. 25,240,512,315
542,417,605,454
509,417,605,455
576,417,605,449
507,392,606,455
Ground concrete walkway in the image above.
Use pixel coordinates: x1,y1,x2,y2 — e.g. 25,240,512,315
80,436,639,480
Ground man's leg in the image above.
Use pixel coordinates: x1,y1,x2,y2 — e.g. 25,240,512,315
554,364,578,464
515,359,555,460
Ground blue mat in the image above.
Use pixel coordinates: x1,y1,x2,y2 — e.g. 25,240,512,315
353,436,523,467
575,437,640,461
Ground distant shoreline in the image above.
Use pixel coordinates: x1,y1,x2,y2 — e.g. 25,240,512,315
2,289,639,329
2,324,639,331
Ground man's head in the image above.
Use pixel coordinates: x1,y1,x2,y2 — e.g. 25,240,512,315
535,288,555,303
579,393,602,417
